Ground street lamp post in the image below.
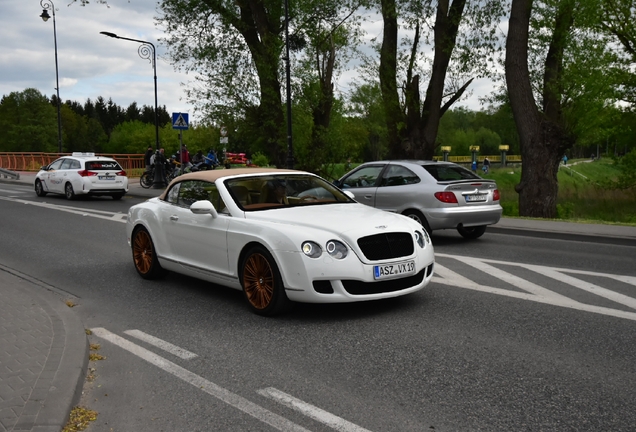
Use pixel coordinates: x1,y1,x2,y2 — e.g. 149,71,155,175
99,31,166,188
40,0,63,153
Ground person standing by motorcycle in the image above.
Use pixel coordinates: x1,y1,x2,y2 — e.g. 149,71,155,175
204,149,219,169
192,150,204,166
144,146,154,172
180,144,192,172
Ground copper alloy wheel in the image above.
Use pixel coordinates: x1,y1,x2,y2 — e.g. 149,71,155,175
242,253,274,309
133,230,153,275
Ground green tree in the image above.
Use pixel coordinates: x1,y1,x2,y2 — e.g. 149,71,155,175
378,0,504,160
0,88,57,152
347,83,389,161
159,0,289,167
504,0,619,217
106,121,157,154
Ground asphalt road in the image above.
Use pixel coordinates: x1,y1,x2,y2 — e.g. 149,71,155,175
1,182,635,431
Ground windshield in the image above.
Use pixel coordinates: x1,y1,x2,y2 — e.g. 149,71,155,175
225,174,353,210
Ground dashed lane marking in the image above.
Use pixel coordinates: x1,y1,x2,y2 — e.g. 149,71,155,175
91,327,312,432
0,196,127,223
257,387,373,432
124,329,198,360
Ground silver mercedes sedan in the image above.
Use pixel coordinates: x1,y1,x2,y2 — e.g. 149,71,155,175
334,160,502,239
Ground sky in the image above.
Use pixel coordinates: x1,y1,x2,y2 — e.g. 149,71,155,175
1,0,494,123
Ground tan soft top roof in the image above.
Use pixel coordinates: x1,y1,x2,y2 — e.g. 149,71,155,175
158,167,300,200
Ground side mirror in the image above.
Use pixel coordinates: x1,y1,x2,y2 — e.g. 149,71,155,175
344,190,355,200
333,179,341,188
190,200,218,218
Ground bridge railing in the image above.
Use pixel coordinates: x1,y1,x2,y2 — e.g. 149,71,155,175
0,152,146,175
1,152,521,176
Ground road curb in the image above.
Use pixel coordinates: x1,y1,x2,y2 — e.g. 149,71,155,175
488,225,636,247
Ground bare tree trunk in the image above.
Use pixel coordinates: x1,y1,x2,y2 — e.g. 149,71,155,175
234,0,286,166
417,0,466,159
304,38,336,174
505,0,574,218
379,0,406,159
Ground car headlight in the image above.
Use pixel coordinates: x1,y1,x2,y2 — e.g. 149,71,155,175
302,241,322,258
326,240,348,259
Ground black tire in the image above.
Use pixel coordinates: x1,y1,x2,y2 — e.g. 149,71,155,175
131,227,166,280
64,182,76,200
240,246,290,316
35,180,47,197
402,209,432,236
112,193,124,200
140,172,153,189
457,225,487,239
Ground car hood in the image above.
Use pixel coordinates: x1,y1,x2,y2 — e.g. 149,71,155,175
245,203,419,237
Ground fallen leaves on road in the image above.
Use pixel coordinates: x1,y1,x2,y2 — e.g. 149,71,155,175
62,406,97,432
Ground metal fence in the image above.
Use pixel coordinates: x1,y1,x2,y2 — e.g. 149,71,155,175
0,152,146,173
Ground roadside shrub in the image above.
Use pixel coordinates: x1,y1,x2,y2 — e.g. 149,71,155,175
251,152,269,167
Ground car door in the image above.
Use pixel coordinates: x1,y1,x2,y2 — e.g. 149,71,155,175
55,158,78,193
44,159,66,193
338,164,385,206
162,180,231,277
374,164,422,213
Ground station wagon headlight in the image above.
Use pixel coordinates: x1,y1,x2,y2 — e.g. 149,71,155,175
302,241,322,258
326,240,348,259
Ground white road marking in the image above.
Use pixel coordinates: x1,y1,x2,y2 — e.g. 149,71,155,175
0,196,127,223
90,328,311,432
258,387,372,432
123,329,198,360
434,254,636,321
0,187,27,194
529,266,636,310
458,256,574,302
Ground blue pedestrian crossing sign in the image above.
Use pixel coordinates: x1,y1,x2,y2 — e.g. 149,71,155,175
172,112,189,130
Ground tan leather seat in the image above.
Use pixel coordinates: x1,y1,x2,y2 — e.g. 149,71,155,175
230,185,252,206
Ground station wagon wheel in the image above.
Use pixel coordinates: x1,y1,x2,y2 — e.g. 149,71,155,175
402,209,432,236
132,227,166,280
64,182,76,200
457,225,487,239
35,180,47,197
241,246,289,316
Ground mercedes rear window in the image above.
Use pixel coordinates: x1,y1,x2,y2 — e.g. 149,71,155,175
423,164,481,181
85,160,122,171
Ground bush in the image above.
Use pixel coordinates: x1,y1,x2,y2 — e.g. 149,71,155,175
251,152,269,167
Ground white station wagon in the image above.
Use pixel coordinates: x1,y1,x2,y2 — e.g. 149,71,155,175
126,168,435,316
35,152,128,200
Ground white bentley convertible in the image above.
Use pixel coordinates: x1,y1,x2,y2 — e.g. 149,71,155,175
126,168,435,316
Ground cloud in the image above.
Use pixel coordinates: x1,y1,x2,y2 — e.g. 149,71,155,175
1,1,491,119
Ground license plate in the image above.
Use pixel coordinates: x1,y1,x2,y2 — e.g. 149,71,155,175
373,260,416,280
465,194,486,202
99,175,115,180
